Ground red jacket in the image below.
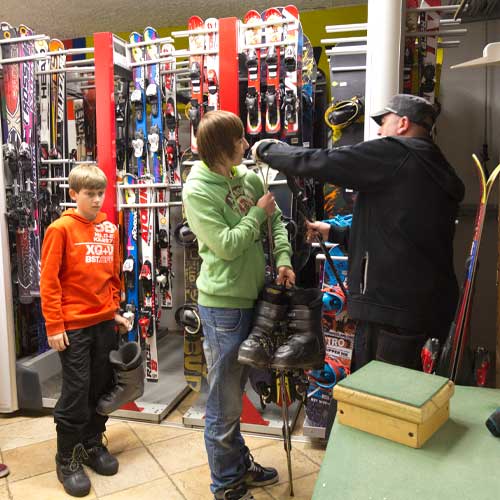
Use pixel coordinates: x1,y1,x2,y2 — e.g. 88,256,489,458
40,209,120,336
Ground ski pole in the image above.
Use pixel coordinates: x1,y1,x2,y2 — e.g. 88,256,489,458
279,370,294,496
315,234,348,297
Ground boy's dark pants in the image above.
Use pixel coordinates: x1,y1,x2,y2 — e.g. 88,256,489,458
54,320,118,453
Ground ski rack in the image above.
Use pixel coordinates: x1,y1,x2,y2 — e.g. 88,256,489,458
117,182,183,211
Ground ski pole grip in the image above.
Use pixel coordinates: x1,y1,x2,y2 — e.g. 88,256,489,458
486,408,500,437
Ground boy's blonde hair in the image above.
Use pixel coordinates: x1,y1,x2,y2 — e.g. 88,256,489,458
68,164,108,192
197,110,244,169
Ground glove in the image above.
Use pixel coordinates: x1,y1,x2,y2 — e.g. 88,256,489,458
250,138,287,165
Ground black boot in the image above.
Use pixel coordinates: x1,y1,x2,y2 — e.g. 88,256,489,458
272,288,325,370
83,434,119,476
96,341,144,416
56,443,91,497
238,285,289,368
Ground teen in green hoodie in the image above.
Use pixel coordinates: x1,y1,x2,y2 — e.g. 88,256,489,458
183,111,294,500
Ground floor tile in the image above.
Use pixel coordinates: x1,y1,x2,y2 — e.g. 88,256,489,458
0,413,30,427
9,470,97,499
3,438,56,482
0,484,9,500
170,462,211,500
293,440,326,467
265,471,319,499
86,446,165,497
0,415,56,451
103,422,143,454
148,431,208,475
249,441,319,486
129,420,193,445
100,476,184,500
171,462,275,500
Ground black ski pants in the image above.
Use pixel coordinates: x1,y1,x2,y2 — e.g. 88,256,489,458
54,319,118,453
352,320,427,372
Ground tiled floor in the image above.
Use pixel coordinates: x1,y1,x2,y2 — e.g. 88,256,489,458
0,391,326,499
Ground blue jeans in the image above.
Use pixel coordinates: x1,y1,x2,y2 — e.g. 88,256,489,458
198,305,254,494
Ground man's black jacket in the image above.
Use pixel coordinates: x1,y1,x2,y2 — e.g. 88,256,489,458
258,137,465,340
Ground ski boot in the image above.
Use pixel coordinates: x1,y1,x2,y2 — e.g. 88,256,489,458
56,442,91,497
96,341,144,416
243,449,279,487
237,285,289,368
214,483,254,500
272,288,325,370
83,434,119,476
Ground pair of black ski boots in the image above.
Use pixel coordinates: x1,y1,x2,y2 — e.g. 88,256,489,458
56,434,118,497
238,285,325,370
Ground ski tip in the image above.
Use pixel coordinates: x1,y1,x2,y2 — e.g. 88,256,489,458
18,24,34,36
49,39,64,51
188,15,204,29
144,26,158,39
129,32,143,43
284,5,300,17
243,10,262,23
263,7,282,20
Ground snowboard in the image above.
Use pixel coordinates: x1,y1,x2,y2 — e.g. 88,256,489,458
179,151,207,392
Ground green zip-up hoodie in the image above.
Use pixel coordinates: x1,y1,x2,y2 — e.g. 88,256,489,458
182,161,292,309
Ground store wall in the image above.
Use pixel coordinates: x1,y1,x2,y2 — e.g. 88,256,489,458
437,19,500,383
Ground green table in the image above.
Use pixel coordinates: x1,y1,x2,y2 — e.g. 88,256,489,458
313,385,500,500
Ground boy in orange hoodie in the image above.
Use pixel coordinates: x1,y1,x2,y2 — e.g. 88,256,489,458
40,164,130,497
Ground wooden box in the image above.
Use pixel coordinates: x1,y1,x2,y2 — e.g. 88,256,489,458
333,361,454,448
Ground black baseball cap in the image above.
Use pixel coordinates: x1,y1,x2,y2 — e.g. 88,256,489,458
371,94,437,132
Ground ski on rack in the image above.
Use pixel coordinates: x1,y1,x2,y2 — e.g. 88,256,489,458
281,5,301,143
187,16,205,154
145,26,172,313
48,39,66,219
34,37,52,240
139,26,162,381
1,22,26,356
403,0,420,95
18,24,40,303
204,17,219,112
262,7,283,136
418,0,441,103
123,31,147,344
161,42,181,185
243,9,263,139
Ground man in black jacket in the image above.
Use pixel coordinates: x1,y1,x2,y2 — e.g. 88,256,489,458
252,94,465,371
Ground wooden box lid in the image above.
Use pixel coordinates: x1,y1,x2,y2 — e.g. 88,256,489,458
334,361,454,424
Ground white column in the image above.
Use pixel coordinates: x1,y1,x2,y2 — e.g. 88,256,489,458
364,0,405,140
0,116,19,412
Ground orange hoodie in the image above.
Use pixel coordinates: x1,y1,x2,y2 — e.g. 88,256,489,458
40,209,120,336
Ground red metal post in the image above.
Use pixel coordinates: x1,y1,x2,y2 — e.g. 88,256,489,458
218,17,239,114
94,32,117,224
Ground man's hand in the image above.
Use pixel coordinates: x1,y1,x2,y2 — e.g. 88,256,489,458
250,138,284,164
48,332,69,351
276,266,295,288
115,313,132,335
306,220,331,243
